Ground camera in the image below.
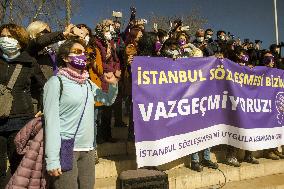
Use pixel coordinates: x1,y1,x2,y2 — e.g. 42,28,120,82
112,11,122,18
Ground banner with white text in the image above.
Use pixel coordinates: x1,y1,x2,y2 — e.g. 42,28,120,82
132,56,284,167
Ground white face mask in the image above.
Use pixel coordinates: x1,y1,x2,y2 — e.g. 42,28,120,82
219,35,226,41
104,32,112,41
84,35,90,45
197,37,204,42
109,26,115,34
162,36,169,43
0,37,21,60
205,35,212,39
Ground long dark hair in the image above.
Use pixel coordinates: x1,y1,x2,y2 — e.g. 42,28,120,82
125,27,142,46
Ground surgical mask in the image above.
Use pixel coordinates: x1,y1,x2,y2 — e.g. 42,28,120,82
84,35,90,45
104,32,112,41
162,36,168,43
219,35,226,41
205,35,212,39
109,26,115,34
68,54,87,70
197,37,204,42
0,37,21,60
178,39,186,46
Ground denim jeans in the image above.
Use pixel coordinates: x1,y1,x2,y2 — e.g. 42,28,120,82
191,148,211,162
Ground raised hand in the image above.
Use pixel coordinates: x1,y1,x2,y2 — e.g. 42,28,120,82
104,72,119,85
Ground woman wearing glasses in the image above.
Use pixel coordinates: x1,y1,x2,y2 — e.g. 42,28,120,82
43,38,118,189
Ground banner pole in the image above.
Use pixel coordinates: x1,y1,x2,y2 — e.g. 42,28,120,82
273,0,279,45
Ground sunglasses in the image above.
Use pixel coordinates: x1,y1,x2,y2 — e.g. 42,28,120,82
69,49,85,55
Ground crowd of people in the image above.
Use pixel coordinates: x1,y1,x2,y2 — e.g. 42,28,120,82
0,7,283,189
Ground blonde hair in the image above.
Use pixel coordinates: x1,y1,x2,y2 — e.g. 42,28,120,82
27,21,49,39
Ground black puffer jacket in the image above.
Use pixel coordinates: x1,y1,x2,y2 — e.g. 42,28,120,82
0,51,46,118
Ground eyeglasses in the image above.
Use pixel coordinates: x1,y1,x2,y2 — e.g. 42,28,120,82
69,49,85,55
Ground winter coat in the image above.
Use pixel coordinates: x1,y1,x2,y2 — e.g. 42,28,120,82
87,45,104,106
0,51,46,120
95,38,120,92
5,117,46,189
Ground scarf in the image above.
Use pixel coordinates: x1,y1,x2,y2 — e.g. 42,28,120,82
58,67,89,84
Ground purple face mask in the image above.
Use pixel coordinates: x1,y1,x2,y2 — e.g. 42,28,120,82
155,41,162,52
68,54,87,70
178,39,186,46
263,56,274,66
240,54,249,62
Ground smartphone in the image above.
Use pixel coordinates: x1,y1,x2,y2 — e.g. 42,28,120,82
112,11,122,18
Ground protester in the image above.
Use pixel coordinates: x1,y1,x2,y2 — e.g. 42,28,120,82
2,7,284,184
190,149,219,172
43,38,118,189
110,19,128,128
193,29,214,57
0,23,46,175
27,21,79,79
125,26,143,140
155,29,168,56
94,20,121,143
205,28,214,43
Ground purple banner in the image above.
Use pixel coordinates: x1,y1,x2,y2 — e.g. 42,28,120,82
132,56,284,167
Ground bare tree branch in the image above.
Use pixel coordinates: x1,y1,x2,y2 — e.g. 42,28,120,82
148,10,207,36
9,0,14,22
0,0,9,24
33,0,46,21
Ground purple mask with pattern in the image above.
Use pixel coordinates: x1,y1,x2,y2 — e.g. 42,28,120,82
155,41,162,51
240,54,249,62
262,56,274,66
68,54,87,70
178,39,186,46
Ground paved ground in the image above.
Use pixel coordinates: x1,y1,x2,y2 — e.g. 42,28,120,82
200,174,284,189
